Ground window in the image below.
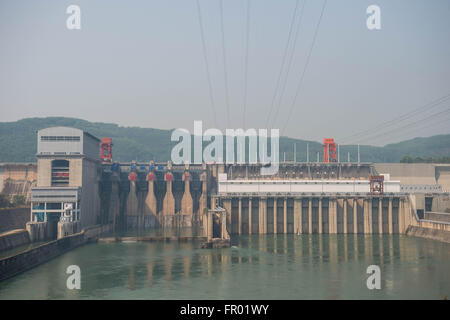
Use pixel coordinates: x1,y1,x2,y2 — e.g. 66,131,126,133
51,160,69,186
41,136,80,142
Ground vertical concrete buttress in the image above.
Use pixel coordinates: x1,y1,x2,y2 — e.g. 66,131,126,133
330,198,337,234
126,172,139,216
110,176,120,230
259,197,267,234
318,198,323,234
238,197,242,235
388,198,393,234
199,166,208,216
379,198,383,234
144,171,157,216
248,198,252,234
308,198,312,234
162,171,175,215
273,198,277,234
181,171,193,215
223,198,232,233
294,198,301,234
343,198,348,234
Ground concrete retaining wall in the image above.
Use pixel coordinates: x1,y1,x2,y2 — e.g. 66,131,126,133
423,212,450,223
57,221,81,239
0,229,30,252
0,207,30,233
406,225,450,243
0,224,112,281
26,221,53,242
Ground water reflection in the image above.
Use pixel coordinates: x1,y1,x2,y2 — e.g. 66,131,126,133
0,234,449,299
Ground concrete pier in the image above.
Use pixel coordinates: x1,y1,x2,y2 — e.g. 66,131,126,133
125,172,139,228
181,170,193,215
162,171,175,216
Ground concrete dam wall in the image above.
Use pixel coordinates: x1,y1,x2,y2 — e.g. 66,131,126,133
220,195,414,235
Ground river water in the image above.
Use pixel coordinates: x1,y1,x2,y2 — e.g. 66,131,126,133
0,234,449,299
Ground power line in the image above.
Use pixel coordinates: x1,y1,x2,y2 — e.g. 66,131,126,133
352,106,450,145
243,0,251,129
195,0,218,127
219,0,231,128
280,0,328,136
265,0,301,128
270,0,307,129
385,115,450,143
339,92,450,144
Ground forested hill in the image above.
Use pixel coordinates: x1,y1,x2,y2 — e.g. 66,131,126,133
0,117,449,163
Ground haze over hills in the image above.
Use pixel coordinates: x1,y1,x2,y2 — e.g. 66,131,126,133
0,117,449,163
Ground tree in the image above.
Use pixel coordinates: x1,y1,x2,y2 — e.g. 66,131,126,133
400,155,414,163
0,194,11,208
12,194,26,207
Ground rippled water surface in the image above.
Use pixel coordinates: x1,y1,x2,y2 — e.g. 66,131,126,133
0,234,449,299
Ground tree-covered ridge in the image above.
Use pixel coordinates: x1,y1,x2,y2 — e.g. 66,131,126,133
0,117,449,163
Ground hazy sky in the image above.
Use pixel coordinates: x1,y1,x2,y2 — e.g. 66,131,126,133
1,0,449,145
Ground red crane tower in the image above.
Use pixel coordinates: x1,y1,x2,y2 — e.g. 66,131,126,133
323,138,337,163
100,137,113,163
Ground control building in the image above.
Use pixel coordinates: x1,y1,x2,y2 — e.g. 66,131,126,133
27,127,102,240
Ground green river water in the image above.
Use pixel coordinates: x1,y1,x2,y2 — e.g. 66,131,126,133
0,234,449,299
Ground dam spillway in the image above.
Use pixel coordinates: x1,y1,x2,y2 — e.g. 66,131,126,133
96,161,441,237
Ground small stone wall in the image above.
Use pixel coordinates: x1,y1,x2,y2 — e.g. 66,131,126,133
423,212,450,223
0,229,30,252
406,225,450,243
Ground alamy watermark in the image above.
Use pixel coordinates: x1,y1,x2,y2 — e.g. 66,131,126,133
171,121,280,175
367,5,381,30
66,265,81,290
66,5,81,30
366,265,381,290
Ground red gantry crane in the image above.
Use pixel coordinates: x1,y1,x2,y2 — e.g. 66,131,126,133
323,138,337,163
100,137,113,163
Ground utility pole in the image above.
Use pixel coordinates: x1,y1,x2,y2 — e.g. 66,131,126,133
337,144,340,162
357,144,360,163
307,143,309,163
294,143,296,162
317,152,319,163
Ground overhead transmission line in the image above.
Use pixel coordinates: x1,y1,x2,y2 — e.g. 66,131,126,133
195,0,218,128
339,92,450,144
219,0,231,128
265,0,302,128
386,114,450,143
351,106,450,145
280,0,328,136
243,0,251,129
270,0,307,129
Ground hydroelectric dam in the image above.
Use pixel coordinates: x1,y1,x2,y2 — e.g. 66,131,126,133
0,126,450,285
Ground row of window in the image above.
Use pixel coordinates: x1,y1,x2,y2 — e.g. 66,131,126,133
41,136,81,141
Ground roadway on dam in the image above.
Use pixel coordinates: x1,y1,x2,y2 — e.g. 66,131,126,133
0,234,449,299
